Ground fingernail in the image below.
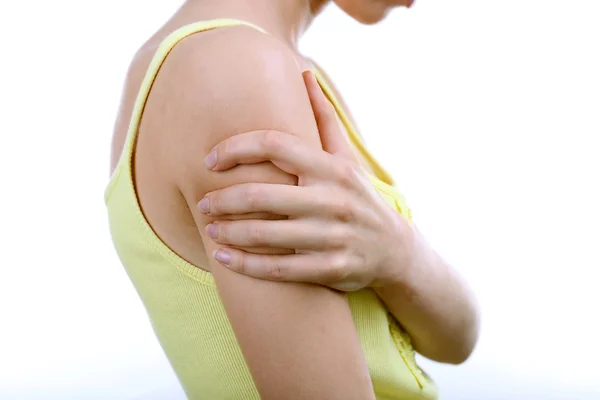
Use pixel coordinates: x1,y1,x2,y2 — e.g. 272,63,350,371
204,151,217,169
206,223,218,239
212,249,231,265
198,198,210,213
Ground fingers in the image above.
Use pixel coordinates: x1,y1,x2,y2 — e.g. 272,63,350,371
203,128,364,192
302,71,340,141
199,183,313,216
302,70,358,163
206,219,350,250
211,247,349,285
204,129,337,179
199,183,375,222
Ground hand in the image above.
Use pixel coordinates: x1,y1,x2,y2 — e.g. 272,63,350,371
198,71,415,291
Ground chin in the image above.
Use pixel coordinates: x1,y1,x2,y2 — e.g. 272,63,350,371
353,7,391,25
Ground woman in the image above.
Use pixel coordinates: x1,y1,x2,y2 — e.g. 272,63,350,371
106,0,480,399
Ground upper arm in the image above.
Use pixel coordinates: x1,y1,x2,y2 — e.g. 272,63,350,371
153,28,374,400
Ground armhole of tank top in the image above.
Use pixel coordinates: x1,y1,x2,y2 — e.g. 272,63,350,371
103,18,268,203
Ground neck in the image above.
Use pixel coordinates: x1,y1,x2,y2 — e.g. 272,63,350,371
181,0,329,48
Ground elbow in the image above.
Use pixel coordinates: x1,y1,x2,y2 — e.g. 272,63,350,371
423,343,473,365
426,334,478,365
443,342,476,365
444,315,481,365
419,313,481,365
445,293,482,365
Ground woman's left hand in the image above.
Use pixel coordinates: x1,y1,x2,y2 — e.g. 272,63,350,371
198,71,415,291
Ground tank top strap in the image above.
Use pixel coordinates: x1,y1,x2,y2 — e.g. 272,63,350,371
105,19,267,200
311,68,396,186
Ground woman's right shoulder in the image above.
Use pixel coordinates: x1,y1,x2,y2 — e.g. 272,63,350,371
147,24,309,134
143,24,318,187
128,23,305,119
166,25,304,93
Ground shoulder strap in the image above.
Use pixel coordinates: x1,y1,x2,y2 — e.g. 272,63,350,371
312,68,395,186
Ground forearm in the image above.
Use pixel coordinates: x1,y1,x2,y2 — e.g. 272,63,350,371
375,223,480,364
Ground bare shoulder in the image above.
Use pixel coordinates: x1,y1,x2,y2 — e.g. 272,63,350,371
168,25,308,94
158,25,306,107
164,25,313,134
147,25,320,191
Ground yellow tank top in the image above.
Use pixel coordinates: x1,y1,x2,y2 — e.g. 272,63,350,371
105,19,437,400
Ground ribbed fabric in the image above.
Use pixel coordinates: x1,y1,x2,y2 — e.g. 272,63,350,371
105,19,437,400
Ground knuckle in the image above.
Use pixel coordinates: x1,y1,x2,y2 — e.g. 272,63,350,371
245,185,265,210
246,224,265,246
208,191,220,213
327,224,354,248
218,138,231,159
266,261,284,281
327,254,348,281
336,162,357,188
235,253,246,274
262,130,284,154
335,200,356,222
216,223,228,242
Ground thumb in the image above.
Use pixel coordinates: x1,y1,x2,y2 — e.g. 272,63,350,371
302,70,358,164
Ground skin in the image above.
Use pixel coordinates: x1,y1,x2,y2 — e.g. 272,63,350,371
202,72,480,363
109,0,479,397
202,72,406,292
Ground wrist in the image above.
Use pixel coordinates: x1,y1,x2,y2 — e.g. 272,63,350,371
374,216,421,289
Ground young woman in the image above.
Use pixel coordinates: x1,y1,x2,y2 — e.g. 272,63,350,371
106,1,480,399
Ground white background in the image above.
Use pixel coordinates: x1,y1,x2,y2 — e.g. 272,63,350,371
1,1,599,399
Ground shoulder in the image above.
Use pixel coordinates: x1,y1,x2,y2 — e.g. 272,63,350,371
163,26,308,110
148,25,315,137
144,26,320,189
